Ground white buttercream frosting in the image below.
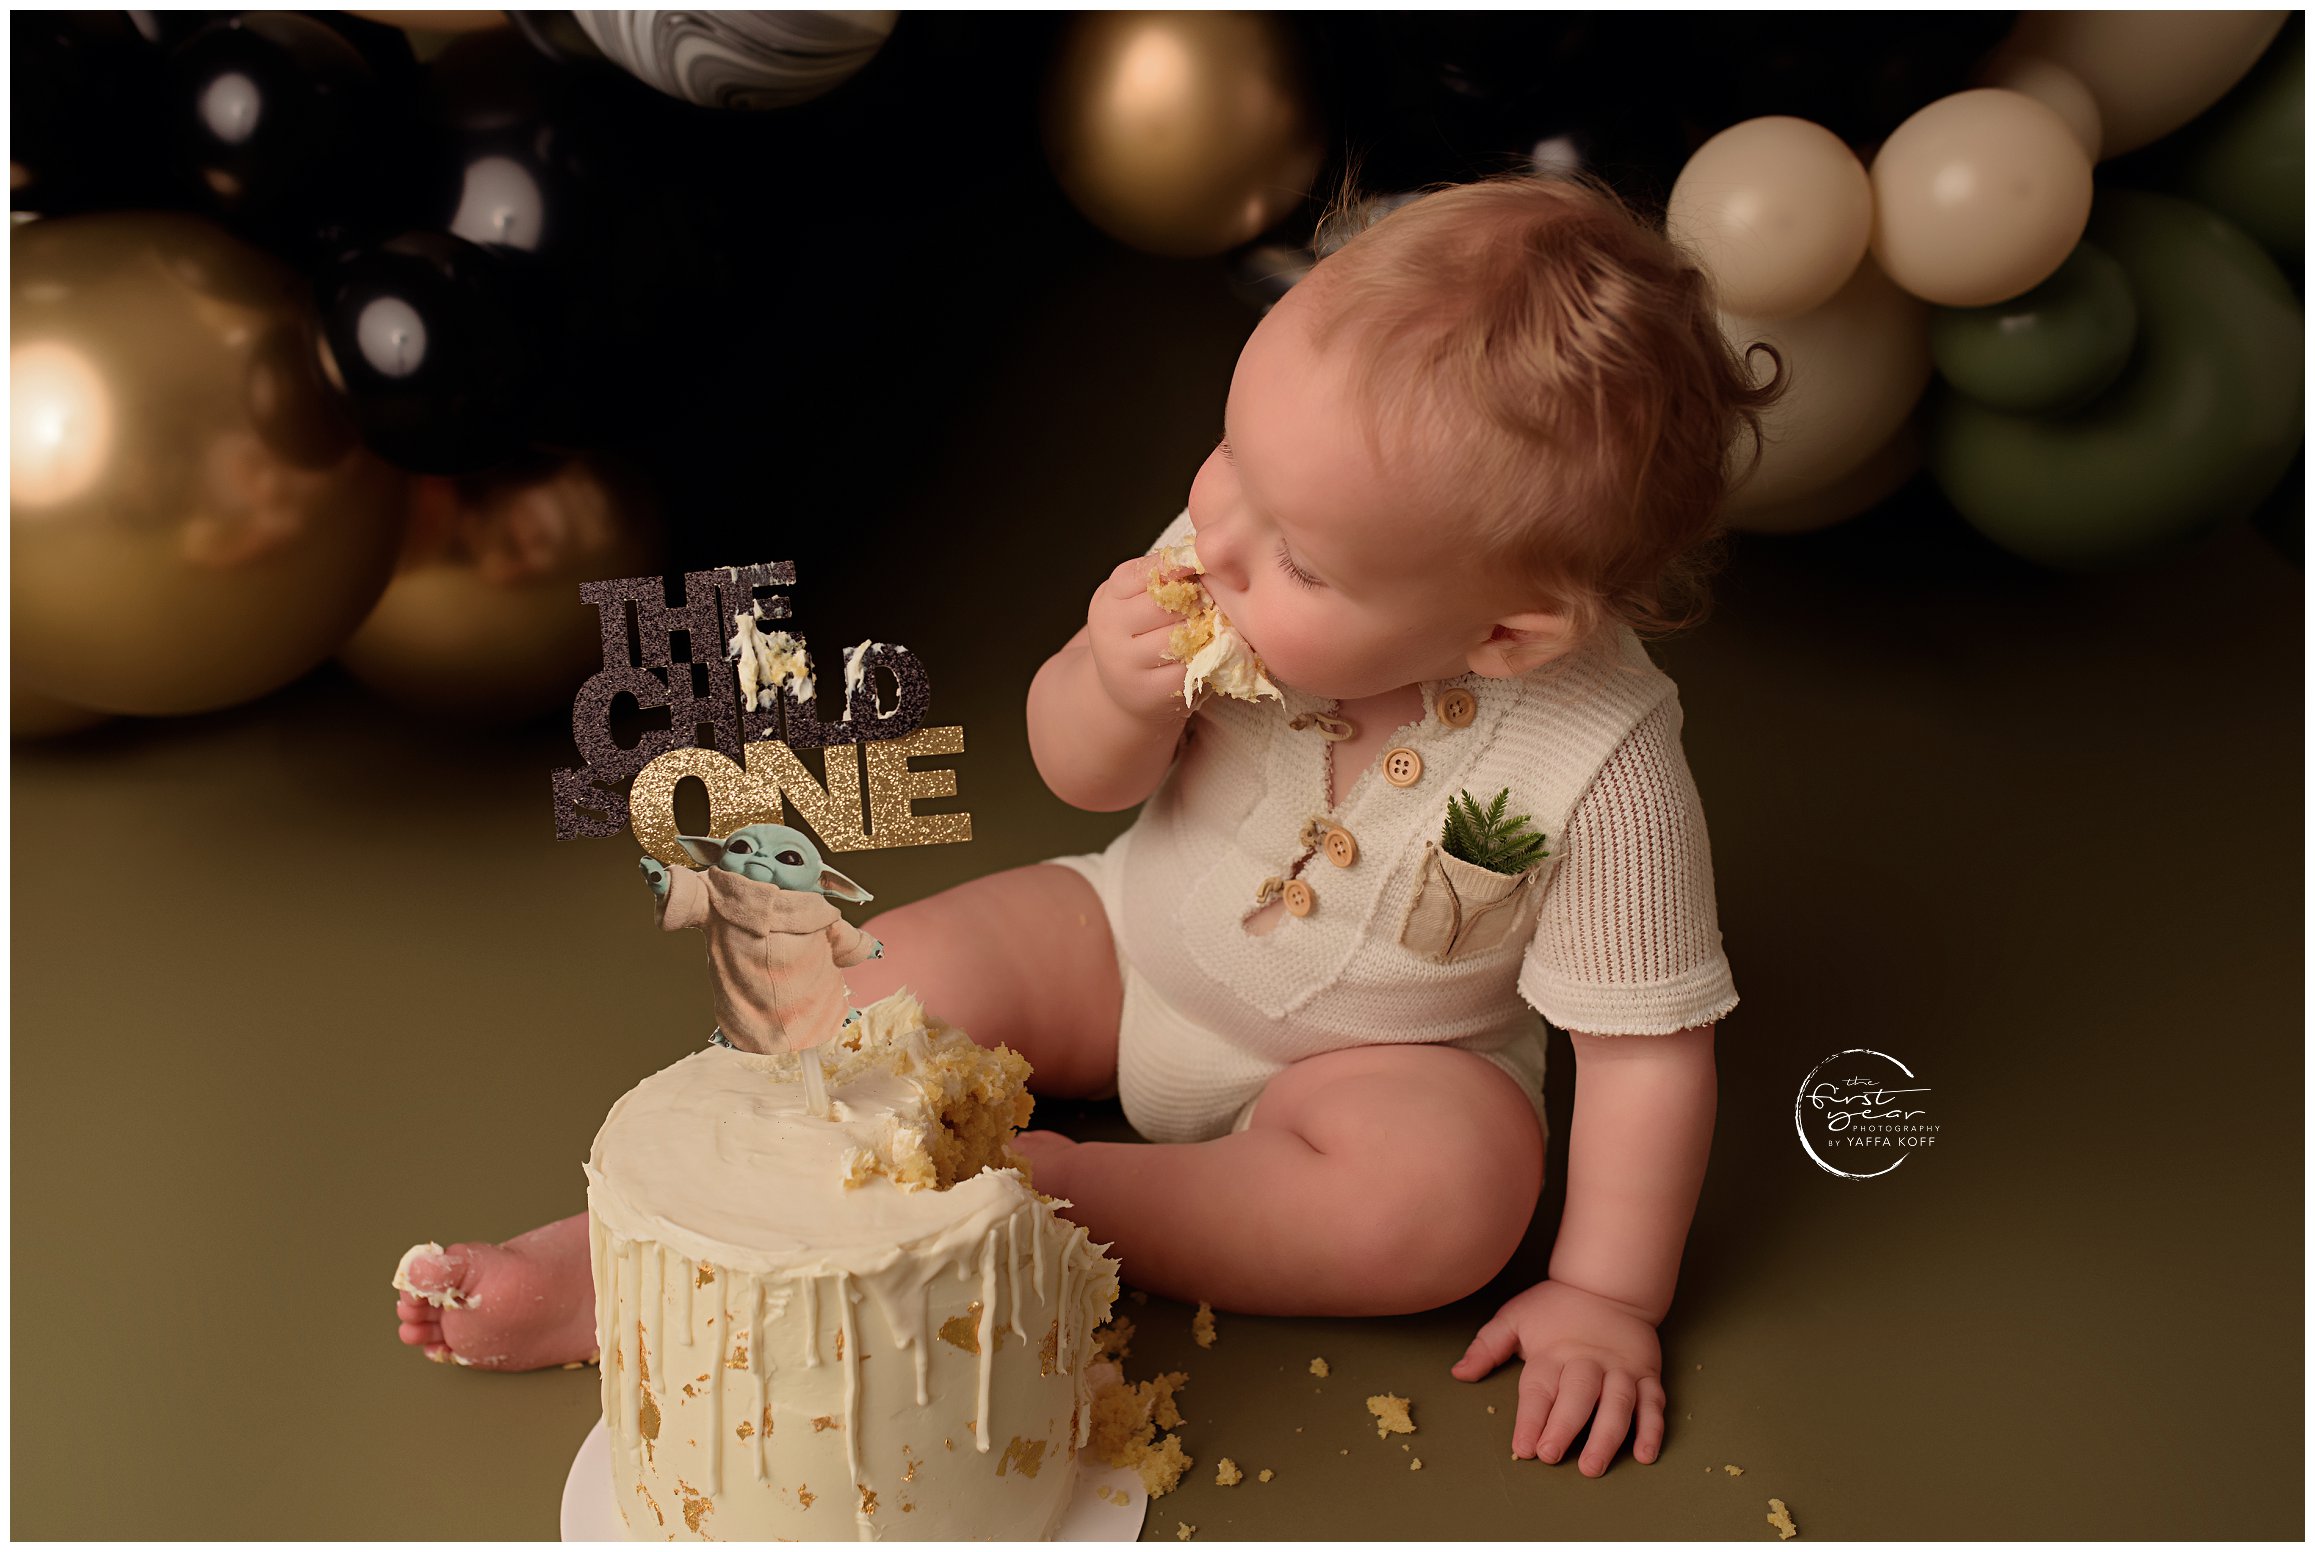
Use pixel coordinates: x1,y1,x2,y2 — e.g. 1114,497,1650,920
1149,536,1283,706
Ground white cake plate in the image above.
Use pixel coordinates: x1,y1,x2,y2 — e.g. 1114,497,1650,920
561,1418,1149,1541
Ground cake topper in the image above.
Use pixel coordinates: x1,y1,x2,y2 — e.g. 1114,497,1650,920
643,821,883,1117
549,560,971,861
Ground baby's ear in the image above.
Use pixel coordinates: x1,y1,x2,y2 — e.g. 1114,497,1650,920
675,834,726,868
1467,611,1571,678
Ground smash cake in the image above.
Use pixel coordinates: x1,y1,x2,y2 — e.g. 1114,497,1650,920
585,988,1122,1541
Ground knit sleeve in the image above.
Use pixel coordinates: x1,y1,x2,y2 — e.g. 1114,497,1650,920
1517,696,1740,1036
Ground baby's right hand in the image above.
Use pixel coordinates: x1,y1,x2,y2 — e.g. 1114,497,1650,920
1085,554,1197,725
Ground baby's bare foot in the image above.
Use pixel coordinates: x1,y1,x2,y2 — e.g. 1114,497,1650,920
391,1214,598,1372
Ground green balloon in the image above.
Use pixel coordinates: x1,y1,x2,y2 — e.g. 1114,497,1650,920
1927,187,2302,570
1929,242,2138,414
2167,16,2302,264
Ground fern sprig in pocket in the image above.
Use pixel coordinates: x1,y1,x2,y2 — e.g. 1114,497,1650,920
1441,787,1551,875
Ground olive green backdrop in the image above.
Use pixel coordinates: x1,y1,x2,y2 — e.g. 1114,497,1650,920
12,240,2303,1540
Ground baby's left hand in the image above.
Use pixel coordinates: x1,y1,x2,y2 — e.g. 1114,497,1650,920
1450,1279,1666,1476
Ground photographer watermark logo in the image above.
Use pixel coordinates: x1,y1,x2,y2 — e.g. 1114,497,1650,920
1794,1048,1939,1180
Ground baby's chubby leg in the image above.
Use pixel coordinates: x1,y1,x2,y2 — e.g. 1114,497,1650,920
844,861,1124,1096
392,862,1124,1370
1018,1044,1545,1316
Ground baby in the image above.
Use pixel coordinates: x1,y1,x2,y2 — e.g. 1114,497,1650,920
395,169,1781,1478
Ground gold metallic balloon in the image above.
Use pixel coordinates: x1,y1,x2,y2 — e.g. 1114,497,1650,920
10,682,109,739
11,214,407,715
336,456,662,720
1043,11,1326,259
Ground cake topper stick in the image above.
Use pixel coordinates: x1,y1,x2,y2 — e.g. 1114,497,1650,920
639,823,883,1119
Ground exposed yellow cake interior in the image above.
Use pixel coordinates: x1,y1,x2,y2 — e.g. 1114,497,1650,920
1087,1360,1194,1496
1146,536,1283,706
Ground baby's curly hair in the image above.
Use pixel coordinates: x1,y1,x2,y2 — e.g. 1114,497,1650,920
1302,165,1788,666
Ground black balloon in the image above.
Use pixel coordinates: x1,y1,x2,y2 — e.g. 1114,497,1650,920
411,28,736,450
316,230,550,475
11,11,176,215
165,12,420,264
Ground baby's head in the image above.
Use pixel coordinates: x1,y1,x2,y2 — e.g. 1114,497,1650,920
1186,169,1783,702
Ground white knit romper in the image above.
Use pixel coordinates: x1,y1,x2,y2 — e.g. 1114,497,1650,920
1048,509,1740,1144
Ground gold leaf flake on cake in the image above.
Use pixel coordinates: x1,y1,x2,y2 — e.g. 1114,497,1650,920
1146,535,1283,707
677,1479,714,1534
995,1436,1049,1479
810,1415,840,1432
1039,1320,1060,1376
696,1263,715,1287
635,1483,663,1528
727,1336,749,1371
859,1486,878,1516
1767,1498,1798,1539
834,1327,843,1360
796,1485,814,1509
639,1387,661,1442
939,1302,985,1353
1309,1357,1329,1378
1215,1458,1242,1486
1366,1394,1415,1439
736,1420,754,1441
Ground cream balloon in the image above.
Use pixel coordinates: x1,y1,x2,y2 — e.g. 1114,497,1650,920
1869,89,2094,307
1975,53,2105,160
1667,116,1873,320
1988,10,2288,159
1725,414,1924,536
1720,253,1933,521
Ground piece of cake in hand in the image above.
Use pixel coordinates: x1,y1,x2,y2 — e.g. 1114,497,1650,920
1146,534,1283,707
587,989,1122,1542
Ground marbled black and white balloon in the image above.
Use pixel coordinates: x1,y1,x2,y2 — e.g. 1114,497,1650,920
572,10,896,110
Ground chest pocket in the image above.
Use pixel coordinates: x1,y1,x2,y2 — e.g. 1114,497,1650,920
1397,841,1552,965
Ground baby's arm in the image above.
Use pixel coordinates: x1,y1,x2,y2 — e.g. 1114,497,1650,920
1550,1025,1717,1323
1026,555,1195,812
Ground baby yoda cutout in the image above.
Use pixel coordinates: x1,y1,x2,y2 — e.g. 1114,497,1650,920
641,822,886,1090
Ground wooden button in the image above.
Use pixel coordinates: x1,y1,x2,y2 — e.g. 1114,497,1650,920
1381,746,1424,787
1282,879,1315,916
1322,826,1358,867
1437,688,1477,727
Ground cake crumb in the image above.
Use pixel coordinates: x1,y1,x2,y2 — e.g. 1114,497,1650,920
1767,1499,1797,1539
1308,1357,1329,1378
1257,1469,1274,1483
1410,1458,1422,1471
1191,1303,1217,1349
1214,1457,1242,1486
1176,1523,1196,1541
1486,1405,1495,1414
1723,1463,1745,1477
1088,1365,1194,1497
1366,1394,1415,1439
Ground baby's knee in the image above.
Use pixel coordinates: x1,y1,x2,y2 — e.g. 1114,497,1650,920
1325,1168,1533,1312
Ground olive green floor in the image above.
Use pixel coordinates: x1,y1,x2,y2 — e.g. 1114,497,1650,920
12,243,2302,1539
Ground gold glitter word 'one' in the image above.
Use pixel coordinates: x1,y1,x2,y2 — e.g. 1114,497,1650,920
629,728,972,867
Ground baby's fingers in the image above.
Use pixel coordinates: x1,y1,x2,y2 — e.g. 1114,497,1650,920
1453,1313,1521,1383
1577,1370,1639,1477
1534,1357,1604,1466
1510,1358,1560,1459
1632,1375,1667,1464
